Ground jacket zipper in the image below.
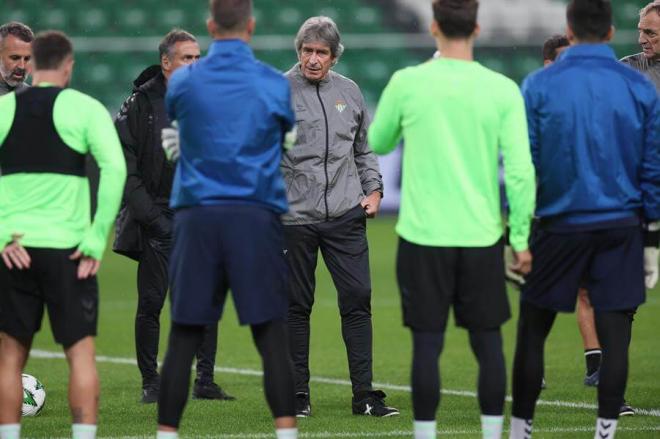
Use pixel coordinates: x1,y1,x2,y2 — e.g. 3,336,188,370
316,83,330,222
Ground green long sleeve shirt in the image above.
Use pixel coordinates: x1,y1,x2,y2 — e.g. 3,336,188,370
368,58,535,251
0,84,126,259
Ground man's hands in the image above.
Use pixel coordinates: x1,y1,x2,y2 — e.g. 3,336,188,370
1,234,31,270
162,122,180,162
69,250,100,280
644,247,659,290
360,192,382,218
504,246,532,287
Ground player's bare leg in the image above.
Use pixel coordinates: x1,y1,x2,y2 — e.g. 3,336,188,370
65,335,99,438
577,289,602,385
0,333,30,424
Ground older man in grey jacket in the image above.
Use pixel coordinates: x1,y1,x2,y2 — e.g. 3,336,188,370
282,16,398,419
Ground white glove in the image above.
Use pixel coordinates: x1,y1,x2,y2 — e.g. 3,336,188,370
504,245,526,288
644,247,659,290
161,121,180,162
283,125,297,151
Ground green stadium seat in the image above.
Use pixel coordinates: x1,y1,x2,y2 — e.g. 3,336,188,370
35,8,70,34
349,6,383,33
114,7,150,35
73,8,112,36
275,7,304,34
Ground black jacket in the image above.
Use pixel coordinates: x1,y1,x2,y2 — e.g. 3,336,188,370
113,65,174,260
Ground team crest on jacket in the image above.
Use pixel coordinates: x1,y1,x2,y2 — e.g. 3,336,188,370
335,100,347,113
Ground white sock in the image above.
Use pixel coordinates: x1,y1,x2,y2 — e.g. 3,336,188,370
594,418,617,439
156,431,178,439
481,415,503,439
414,420,437,439
276,428,298,439
71,424,96,439
0,424,20,439
509,416,533,439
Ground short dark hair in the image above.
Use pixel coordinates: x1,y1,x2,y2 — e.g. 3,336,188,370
32,31,73,70
432,0,479,39
209,0,252,33
158,29,197,60
0,22,35,46
567,0,612,41
543,34,570,61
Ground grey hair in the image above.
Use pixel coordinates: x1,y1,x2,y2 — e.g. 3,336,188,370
640,0,660,17
0,22,34,47
158,28,197,61
294,16,344,64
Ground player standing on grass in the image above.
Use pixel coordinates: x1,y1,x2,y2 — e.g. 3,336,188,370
368,1,536,438
0,22,33,97
156,1,297,438
113,28,233,405
509,1,660,438
281,16,398,419
0,31,126,439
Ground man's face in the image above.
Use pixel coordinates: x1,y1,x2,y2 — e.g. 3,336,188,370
299,41,335,82
638,11,660,60
162,40,201,79
0,35,32,87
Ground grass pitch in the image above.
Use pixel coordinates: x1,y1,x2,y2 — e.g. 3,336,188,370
20,217,660,438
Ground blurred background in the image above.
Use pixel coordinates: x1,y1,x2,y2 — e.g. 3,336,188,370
2,0,648,110
1,0,650,208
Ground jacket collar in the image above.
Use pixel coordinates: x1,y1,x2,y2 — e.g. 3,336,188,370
288,62,332,87
135,67,166,99
559,43,616,61
208,39,254,59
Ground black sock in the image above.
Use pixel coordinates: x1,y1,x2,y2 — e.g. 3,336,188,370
585,349,602,376
158,323,205,428
511,300,557,420
595,311,633,419
251,319,295,418
469,328,506,415
411,330,444,421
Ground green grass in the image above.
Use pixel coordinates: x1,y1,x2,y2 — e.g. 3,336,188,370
20,217,660,438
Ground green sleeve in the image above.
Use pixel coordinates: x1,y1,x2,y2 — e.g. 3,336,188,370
0,93,16,245
368,71,403,155
55,91,127,259
81,97,127,259
499,82,536,251
0,93,16,146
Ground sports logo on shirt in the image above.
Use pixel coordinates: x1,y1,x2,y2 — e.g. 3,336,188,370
335,100,347,113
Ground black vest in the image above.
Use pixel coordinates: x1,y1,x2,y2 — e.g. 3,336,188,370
0,87,85,177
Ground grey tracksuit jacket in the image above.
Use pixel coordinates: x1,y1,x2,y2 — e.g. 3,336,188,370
282,65,383,225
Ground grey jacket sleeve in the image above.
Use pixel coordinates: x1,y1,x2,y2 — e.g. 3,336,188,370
353,91,383,196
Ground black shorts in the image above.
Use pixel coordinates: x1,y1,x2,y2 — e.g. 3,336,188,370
521,226,645,312
169,204,289,326
0,247,98,347
396,237,510,332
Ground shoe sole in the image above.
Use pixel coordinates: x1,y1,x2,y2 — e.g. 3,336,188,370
352,411,400,417
619,411,635,417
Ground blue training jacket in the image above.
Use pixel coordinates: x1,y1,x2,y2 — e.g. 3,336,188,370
166,39,295,213
522,44,660,227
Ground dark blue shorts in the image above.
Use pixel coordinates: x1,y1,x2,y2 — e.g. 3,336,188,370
168,204,289,326
521,226,645,312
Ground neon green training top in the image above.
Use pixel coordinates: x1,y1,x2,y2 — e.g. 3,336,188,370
368,58,535,251
0,84,127,259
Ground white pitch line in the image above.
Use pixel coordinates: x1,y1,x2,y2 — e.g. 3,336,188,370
90,426,660,438
30,349,660,418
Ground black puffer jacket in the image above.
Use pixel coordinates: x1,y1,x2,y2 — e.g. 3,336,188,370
112,65,174,260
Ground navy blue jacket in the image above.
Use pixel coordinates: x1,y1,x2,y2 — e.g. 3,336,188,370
522,44,660,227
166,39,295,213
